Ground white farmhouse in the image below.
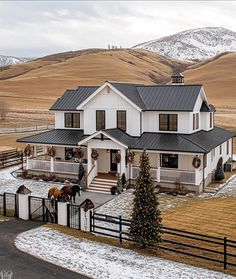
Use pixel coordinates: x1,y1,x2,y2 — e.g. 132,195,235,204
17,75,235,193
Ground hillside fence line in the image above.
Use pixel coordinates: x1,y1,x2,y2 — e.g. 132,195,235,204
0,124,54,134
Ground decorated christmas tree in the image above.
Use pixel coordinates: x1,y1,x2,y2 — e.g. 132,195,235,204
129,150,162,247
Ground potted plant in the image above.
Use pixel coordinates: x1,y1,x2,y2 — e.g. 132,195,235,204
121,173,126,191
111,185,117,195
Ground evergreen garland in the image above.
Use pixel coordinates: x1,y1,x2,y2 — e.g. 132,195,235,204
129,150,162,247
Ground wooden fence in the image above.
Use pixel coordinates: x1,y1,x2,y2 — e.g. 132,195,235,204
90,212,236,270
0,124,54,134
0,149,23,169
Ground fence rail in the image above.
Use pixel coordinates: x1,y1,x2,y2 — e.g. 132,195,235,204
91,212,236,270
0,124,54,134
0,149,23,169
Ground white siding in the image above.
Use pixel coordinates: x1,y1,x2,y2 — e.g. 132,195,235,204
83,87,140,136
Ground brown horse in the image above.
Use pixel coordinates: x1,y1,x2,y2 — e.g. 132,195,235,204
48,187,61,200
60,185,81,203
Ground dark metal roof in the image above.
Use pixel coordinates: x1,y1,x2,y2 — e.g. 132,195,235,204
200,101,216,112
137,85,202,111
17,129,87,146
50,82,203,111
50,86,99,111
103,128,138,147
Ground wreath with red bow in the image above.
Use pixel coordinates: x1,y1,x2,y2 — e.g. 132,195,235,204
74,147,84,159
47,147,56,157
114,152,121,164
24,144,32,157
127,150,135,164
192,156,201,169
91,149,99,161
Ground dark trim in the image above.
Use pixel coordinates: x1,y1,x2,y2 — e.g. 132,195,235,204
116,110,126,132
96,110,105,131
64,112,80,128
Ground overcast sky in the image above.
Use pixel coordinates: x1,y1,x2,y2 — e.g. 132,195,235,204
0,1,236,57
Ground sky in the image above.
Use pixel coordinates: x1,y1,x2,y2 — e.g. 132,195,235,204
0,1,236,57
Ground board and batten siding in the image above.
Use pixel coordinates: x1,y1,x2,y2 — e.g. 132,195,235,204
82,87,141,136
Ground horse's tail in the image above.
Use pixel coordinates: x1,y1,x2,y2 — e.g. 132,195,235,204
48,191,51,199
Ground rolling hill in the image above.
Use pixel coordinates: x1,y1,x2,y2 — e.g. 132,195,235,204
0,49,188,111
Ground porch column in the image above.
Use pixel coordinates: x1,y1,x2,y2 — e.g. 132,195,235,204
87,144,92,172
157,153,161,182
33,145,37,157
26,157,29,170
50,157,54,172
120,148,126,175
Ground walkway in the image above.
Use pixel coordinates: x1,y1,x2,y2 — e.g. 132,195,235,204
0,219,89,279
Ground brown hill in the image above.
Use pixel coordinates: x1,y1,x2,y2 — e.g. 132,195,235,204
0,49,188,111
184,52,236,109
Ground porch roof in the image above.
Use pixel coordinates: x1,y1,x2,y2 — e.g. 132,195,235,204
17,129,88,146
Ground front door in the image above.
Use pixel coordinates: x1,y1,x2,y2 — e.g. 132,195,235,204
110,150,118,172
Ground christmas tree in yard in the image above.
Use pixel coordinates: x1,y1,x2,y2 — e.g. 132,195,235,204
129,151,162,247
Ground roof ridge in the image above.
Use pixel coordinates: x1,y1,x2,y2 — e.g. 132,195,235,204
181,134,208,152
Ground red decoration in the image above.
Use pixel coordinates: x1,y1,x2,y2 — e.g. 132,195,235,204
74,148,84,159
91,149,99,161
192,156,201,169
127,150,135,164
24,144,32,157
47,147,56,157
114,152,121,164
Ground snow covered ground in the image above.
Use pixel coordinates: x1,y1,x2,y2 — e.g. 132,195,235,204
15,227,234,279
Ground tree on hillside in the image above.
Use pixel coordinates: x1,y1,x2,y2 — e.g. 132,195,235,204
129,151,162,247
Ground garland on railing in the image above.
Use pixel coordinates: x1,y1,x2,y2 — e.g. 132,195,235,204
74,147,84,159
91,149,99,161
47,147,56,157
24,144,32,157
127,150,135,164
114,151,121,164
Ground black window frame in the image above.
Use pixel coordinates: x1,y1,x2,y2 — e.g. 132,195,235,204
64,113,80,128
161,154,178,169
117,110,126,131
210,112,213,128
159,114,178,131
96,110,105,131
196,113,199,130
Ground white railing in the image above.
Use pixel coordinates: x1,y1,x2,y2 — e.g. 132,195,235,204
160,169,195,184
28,159,51,171
54,161,87,174
131,166,158,181
27,159,87,175
87,163,98,187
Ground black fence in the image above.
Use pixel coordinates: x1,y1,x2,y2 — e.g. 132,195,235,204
90,212,236,270
67,203,81,230
28,196,58,223
2,193,18,217
0,149,23,169
0,194,3,216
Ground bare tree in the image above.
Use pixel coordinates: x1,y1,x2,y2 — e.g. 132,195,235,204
0,100,9,121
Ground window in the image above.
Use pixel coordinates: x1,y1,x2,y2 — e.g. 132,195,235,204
117,111,126,131
227,140,230,155
161,154,178,168
193,113,199,130
193,114,196,130
211,148,215,162
196,113,199,130
210,113,213,128
220,144,222,155
64,113,80,128
159,114,178,131
96,110,105,130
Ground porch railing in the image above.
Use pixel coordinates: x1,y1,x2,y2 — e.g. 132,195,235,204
131,166,195,184
27,159,87,175
160,169,195,184
86,163,98,187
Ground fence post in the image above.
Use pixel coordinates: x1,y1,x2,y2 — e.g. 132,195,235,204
79,207,81,231
3,193,6,216
42,198,45,222
14,194,18,218
28,196,31,220
119,215,122,243
224,237,227,269
89,210,92,232
67,204,70,227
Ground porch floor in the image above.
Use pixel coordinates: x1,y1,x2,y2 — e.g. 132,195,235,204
95,172,117,180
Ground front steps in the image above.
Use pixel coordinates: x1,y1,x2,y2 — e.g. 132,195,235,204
87,177,117,193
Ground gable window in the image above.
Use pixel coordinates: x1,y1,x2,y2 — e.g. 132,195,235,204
210,112,213,128
96,110,105,130
65,113,80,128
159,114,178,131
117,111,126,131
161,154,178,168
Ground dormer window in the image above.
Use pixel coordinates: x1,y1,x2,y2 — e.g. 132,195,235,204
65,113,80,128
159,114,178,131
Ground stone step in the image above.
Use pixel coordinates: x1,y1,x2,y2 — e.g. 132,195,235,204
94,178,117,183
89,183,112,189
87,186,111,193
92,180,117,186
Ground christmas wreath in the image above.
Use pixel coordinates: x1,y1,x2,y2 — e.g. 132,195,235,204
83,199,95,212
192,156,201,169
24,144,32,157
47,147,56,157
91,149,99,161
74,147,84,159
127,150,135,164
114,152,121,164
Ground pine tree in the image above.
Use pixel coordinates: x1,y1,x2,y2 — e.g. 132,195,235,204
215,157,225,181
129,151,162,247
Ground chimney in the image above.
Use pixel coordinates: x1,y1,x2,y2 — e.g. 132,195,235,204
171,73,184,85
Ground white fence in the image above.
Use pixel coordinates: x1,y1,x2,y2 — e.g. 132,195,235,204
0,124,54,134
